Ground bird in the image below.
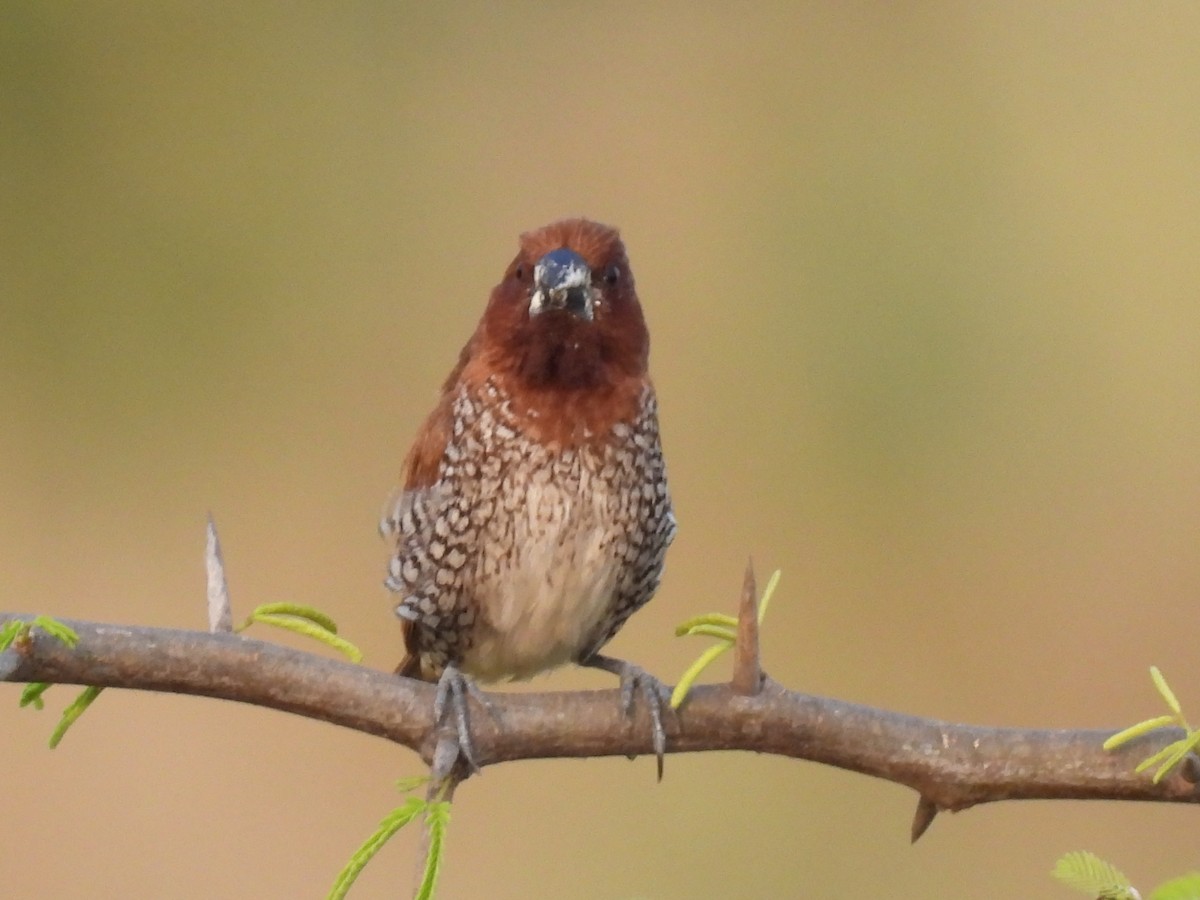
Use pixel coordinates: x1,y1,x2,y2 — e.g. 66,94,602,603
381,217,676,777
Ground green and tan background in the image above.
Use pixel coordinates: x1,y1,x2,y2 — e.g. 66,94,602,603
4,4,1200,898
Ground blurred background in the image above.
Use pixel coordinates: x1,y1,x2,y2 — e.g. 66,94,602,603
3,3,1199,898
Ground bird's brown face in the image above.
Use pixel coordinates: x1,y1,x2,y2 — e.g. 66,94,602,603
480,219,649,390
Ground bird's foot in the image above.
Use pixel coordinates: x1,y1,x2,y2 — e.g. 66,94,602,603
431,664,497,780
582,653,671,780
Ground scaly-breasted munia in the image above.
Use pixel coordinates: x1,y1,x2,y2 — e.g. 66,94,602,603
381,218,676,774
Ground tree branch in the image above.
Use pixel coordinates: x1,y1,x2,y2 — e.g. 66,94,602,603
3,613,1197,836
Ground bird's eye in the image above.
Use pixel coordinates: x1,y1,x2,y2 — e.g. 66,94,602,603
514,264,526,281
603,265,619,286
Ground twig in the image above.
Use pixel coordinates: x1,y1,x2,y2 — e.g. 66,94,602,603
4,613,1199,821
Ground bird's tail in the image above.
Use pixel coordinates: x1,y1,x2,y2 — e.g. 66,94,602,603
394,654,423,680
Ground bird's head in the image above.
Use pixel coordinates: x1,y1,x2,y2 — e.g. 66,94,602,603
477,219,649,390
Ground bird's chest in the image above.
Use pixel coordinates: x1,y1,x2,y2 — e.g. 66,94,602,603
462,440,632,681
388,378,669,682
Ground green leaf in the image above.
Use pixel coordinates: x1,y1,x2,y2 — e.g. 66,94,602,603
670,642,731,709
49,686,103,748
1109,666,1200,781
249,602,340,635
328,797,426,900
673,613,737,636
757,569,782,623
394,775,431,794
32,616,79,648
1052,851,1137,899
670,569,783,709
249,613,364,663
415,800,451,900
1,616,80,652
1150,666,1182,717
1152,730,1200,783
1104,716,1178,750
19,682,53,710
1151,872,1200,900
678,623,737,642
0,620,26,651
1134,742,1181,775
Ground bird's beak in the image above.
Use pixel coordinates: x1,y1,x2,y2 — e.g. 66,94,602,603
530,248,593,321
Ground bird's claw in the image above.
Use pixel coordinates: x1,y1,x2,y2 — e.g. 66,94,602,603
432,665,496,778
584,654,671,780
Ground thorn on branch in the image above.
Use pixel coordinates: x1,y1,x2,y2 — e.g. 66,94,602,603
731,558,762,696
205,514,234,634
910,795,939,843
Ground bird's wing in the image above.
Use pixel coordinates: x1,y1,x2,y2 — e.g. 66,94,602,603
401,330,476,492
580,391,678,660
384,335,477,678
583,500,677,662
